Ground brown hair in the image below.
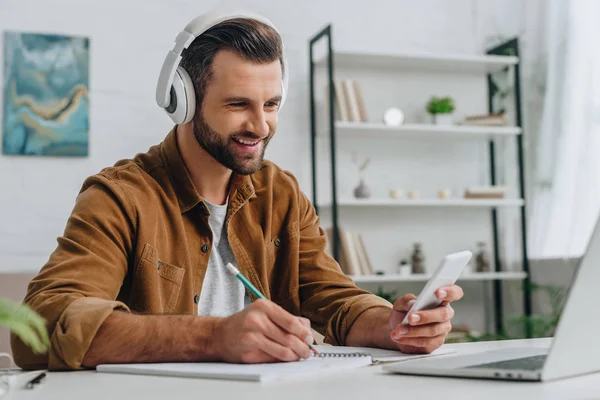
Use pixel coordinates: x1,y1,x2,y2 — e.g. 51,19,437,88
180,18,284,108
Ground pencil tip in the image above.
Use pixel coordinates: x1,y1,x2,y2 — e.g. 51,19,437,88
310,345,320,355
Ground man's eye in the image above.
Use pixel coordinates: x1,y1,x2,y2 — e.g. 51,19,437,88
265,102,279,108
230,102,245,107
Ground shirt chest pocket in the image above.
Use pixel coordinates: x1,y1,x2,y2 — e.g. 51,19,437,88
130,243,185,313
265,222,299,267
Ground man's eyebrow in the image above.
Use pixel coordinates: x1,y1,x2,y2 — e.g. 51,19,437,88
222,96,282,104
222,96,250,103
267,96,282,103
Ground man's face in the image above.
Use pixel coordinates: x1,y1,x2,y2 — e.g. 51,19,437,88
193,49,282,175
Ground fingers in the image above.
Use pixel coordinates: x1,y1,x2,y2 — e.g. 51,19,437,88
262,319,312,360
242,332,300,363
394,333,447,349
397,334,447,354
392,294,417,312
391,320,452,340
405,304,455,326
297,316,311,329
436,284,464,303
239,348,280,364
255,299,314,345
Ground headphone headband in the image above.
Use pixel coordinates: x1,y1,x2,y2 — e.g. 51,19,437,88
156,10,288,124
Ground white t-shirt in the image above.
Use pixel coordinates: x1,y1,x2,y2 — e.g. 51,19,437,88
197,198,251,317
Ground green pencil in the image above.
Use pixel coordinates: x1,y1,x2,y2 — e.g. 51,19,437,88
225,262,319,355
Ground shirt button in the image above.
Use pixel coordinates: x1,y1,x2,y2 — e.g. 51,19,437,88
157,261,163,270
194,295,200,304
274,238,281,247
201,244,210,253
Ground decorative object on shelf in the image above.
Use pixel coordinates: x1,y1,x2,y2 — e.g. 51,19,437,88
411,242,426,274
389,188,404,199
2,31,90,156
382,107,404,126
461,112,507,126
407,190,420,200
398,259,411,276
352,153,371,199
438,188,452,199
475,241,491,273
354,180,371,199
464,185,507,199
426,96,455,125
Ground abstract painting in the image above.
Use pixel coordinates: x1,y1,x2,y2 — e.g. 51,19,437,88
2,31,89,156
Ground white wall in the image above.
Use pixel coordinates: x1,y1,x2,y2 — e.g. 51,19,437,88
0,0,527,271
0,0,537,334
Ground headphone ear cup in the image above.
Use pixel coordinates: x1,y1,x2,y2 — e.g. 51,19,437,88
279,56,289,112
164,67,196,125
177,67,196,124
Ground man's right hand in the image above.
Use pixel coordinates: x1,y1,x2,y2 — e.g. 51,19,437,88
212,299,314,363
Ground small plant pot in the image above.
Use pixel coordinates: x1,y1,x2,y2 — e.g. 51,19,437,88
433,113,454,125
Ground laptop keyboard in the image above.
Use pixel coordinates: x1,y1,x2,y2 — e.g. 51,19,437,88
465,355,547,371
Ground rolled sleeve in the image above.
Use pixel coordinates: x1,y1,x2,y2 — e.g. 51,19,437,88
49,298,130,370
292,175,392,346
11,174,135,370
324,294,391,346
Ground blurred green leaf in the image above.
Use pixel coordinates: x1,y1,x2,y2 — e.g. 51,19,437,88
0,299,49,354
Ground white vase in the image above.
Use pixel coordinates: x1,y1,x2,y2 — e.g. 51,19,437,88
433,113,454,125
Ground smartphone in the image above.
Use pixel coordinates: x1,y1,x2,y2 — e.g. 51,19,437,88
401,250,472,324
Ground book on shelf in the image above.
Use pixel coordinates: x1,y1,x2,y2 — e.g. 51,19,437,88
460,112,507,126
464,185,507,199
326,227,374,276
332,79,368,123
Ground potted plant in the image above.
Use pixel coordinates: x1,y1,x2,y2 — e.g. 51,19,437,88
426,96,455,125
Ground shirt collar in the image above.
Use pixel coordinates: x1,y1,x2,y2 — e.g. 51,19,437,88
160,126,256,214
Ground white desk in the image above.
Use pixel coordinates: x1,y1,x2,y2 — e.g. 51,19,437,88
6,338,600,400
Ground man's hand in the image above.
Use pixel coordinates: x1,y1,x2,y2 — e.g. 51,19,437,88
212,299,314,364
388,285,464,354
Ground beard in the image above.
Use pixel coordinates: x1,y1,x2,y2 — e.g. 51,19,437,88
192,111,273,175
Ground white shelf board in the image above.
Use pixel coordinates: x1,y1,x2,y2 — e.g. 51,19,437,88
314,51,518,73
323,122,522,139
319,198,525,208
351,271,528,283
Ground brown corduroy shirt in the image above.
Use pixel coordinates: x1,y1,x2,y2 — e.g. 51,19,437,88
11,127,391,370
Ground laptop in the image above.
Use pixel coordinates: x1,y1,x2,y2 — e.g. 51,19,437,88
383,215,600,382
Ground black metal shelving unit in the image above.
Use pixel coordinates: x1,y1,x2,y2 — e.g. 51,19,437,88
309,24,532,338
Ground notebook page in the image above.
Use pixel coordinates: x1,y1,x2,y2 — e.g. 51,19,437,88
97,354,373,383
314,345,455,362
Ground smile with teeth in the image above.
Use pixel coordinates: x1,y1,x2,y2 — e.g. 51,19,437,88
234,137,261,146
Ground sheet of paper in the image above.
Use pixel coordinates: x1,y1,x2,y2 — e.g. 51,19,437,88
97,354,373,383
314,345,455,363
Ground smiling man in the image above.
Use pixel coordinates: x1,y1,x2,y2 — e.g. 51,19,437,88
12,11,463,370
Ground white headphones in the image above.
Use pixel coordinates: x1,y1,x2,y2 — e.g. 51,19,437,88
156,10,289,125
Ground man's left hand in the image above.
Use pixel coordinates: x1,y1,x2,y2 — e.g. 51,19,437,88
388,285,464,354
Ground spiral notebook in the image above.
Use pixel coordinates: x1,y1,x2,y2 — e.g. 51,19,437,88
97,346,453,383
